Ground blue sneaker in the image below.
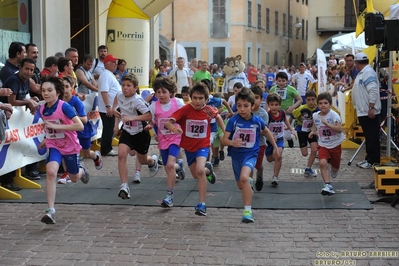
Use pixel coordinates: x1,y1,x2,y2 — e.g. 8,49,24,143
194,202,207,216
161,193,174,208
304,167,316,177
242,210,254,223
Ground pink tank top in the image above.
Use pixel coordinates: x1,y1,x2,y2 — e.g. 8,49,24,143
40,100,82,155
155,98,182,150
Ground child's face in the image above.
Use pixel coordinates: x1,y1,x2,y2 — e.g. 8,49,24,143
155,87,172,104
253,94,262,109
236,99,252,118
233,86,242,95
318,99,331,113
182,92,190,101
276,77,287,88
191,92,206,110
306,96,316,108
41,82,59,104
122,80,138,97
62,80,73,99
255,82,265,90
268,101,281,113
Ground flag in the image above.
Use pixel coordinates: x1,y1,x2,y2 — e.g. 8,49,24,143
355,0,374,37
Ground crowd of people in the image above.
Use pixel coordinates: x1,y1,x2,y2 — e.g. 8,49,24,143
0,41,383,224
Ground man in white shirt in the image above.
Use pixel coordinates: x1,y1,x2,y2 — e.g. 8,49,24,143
291,62,316,103
90,45,108,80
169,57,192,94
98,54,121,156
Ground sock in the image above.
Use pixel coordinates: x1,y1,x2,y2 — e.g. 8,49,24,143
167,188,174,194
49,207,55,213
201,202,206,206
244,206,251,211
326,182,331,185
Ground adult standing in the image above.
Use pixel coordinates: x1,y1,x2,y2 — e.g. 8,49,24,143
98,54,121,156
64,47,79,79
189,58,198,77
89,45,108,80
25,43,42,99
343,53,359,91
76,54,98,94
149,59,161,88
0,42,26,87
169,57,191,95
41,56,59,77
352,52,381,169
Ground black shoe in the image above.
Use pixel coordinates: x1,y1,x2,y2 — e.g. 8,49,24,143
212,158,220,167
219,150,225,161
287,139,294,148
255,178,264,191
2,183,22,191
24,171,41,180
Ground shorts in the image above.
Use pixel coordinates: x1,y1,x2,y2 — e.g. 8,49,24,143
47,148,80,174
209,131,216,145
160,144,180,165
79,137,92,150
297,131,318,148
185,147,210,166
255,145,266,169
318,145,342,170
231,152,258,181
119,129,151,155
266,138,284,157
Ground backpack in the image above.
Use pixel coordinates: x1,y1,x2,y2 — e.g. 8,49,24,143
91,58,99,74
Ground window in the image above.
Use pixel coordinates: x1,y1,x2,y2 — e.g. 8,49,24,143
185,47,197,62
257,4,261,30
212,0,228,38
247,47,251,62
274,50,278,66
301,19,305,40
289,15,293,38
275,11,278,35
257,48,261,65
0,0,31,33
213,47,226,66
283,13,286,37
213,0,226,22
266,8,270,33
266,52,270,65
306,20,308,40
302,0,305,4
295,17,299,39
306,0,308,5
295,53,299,66
248,1,252,27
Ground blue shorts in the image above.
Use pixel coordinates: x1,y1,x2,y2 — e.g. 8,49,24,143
79,137,91,150
266,138,284,157
160,144,180,165
231,152,258,181
185,147,210,166
47,148,80,174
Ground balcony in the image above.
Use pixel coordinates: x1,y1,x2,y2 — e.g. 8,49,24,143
316,16,356,35
210,21,229,38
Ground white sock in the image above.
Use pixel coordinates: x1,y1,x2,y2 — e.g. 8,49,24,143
244,206,251,211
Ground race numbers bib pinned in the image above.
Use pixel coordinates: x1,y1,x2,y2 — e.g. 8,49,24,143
46,119,65,139
186,119,207,138
301,120,313,132
158,118,173,135
124,120,138,131
275,89,287,99
269,121,284,139
233,128,256,148
318,125,337,141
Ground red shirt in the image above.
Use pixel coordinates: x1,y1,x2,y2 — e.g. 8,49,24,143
247,66,258,83
171,103,218,152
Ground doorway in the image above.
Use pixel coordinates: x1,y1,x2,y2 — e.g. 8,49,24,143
70,0,90,64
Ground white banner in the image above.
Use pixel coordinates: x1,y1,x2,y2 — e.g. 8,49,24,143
316,48,328,93
0,94,102,175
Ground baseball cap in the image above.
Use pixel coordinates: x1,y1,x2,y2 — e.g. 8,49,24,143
104,54,118,63
299,62,306,67
354,52,368,61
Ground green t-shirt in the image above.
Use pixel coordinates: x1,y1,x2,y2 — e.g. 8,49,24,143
192,70,211,83
269,85,299,111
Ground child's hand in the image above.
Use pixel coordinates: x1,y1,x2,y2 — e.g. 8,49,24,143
171,127,183,135
38,139,46,149
291,130,298,140
121,115,134,123
113,109,121,118
321,118,328,125
144,124,153,131
232,139,243,148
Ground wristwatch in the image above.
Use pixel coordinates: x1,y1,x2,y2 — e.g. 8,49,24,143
369,106,374,110
106,105,111,108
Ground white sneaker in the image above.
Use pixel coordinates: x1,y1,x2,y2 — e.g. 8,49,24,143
133,171,141,183
271,176,279,186
118,183,130,199
359,162,373,169
321,184,335,196
356,160,367,167
149,154,159,177
330,169,338,179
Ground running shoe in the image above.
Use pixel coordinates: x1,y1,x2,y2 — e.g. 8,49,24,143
304,167,317,177
255,177,264,191
176,160,185,180
271,176,279,186
94,150,103,170
161,193,174,208
118,183,131,199
330,169,338,179
41,208,56,224
194,202,207,216
133,171,141,183
242,210,254,223
205,161,216,184
149,154,159,177
80,162,90,184
321,184,335,196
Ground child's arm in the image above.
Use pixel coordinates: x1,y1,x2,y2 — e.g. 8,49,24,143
112,96,121,118
114,117,121,136
321,117,343,133
284,113,297,139
261,127,280,158
45,116,83,132
308,121,318,138
285,95,302,114
165,119,183,134
221,131,242,148
215,114,225,134
222,99,234,118
121,111,152,123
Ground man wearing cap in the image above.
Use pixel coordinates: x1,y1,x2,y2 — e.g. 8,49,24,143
291,62,316,103
98,54,121,156
352,52,381,169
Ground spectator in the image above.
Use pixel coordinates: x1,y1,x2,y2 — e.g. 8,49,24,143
76,54,98,94
89,45,108,80
114,59,128,85
41,56,59,77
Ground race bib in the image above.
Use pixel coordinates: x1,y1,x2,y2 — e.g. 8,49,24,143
46,119,65,139
185,119,207,138
124,120,138,130
275,89,287,99
158,118,173,135
268,76,273,82
318,125,338,141
269,121,284,139
232,128,256,148
301,120,313,132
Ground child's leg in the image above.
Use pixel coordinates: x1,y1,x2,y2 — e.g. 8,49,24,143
273,147,283,177
117,144,131,184
189,156,208,203
46,161,60,209
319,158,330,183
306,142,318,168
239,166,253,206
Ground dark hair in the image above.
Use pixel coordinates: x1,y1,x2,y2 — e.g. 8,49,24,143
266,92,282,105
25,43,37,54
40,76,64,99
344,53,354,60
8,42,25,59
117,59,126,66
98,45,108,51
233,82,244,89
65,47,78,57
200,79,213,92
250,85,263,97
122,73,140,94
190,82,210,100
276,72,288,80
20,58,36,68
61,76,76,88
83,54,94,62
317,92,332,104
181,86,190,94
44,56,59,68
57,57,72,72
305,90,317,99
152,76,177,95
236,87,255,105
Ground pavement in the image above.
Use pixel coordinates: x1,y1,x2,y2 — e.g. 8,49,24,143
1,143,399,266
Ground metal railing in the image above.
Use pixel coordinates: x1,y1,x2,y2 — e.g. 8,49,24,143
316,16,356,32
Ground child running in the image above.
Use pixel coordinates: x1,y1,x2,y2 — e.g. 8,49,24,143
309,92,345,195
222,87,279,223
112,73,159,199
266,93,297,186
292,90,319,177
148,76,185,207
38,76,90,224
165,82,224,216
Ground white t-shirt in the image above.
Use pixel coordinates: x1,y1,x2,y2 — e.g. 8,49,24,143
117,93,150,135
97,69,121,113
227,95,236,107
291,72,315,96
89,58,105,77
313,110,345,149
169,68,190,93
